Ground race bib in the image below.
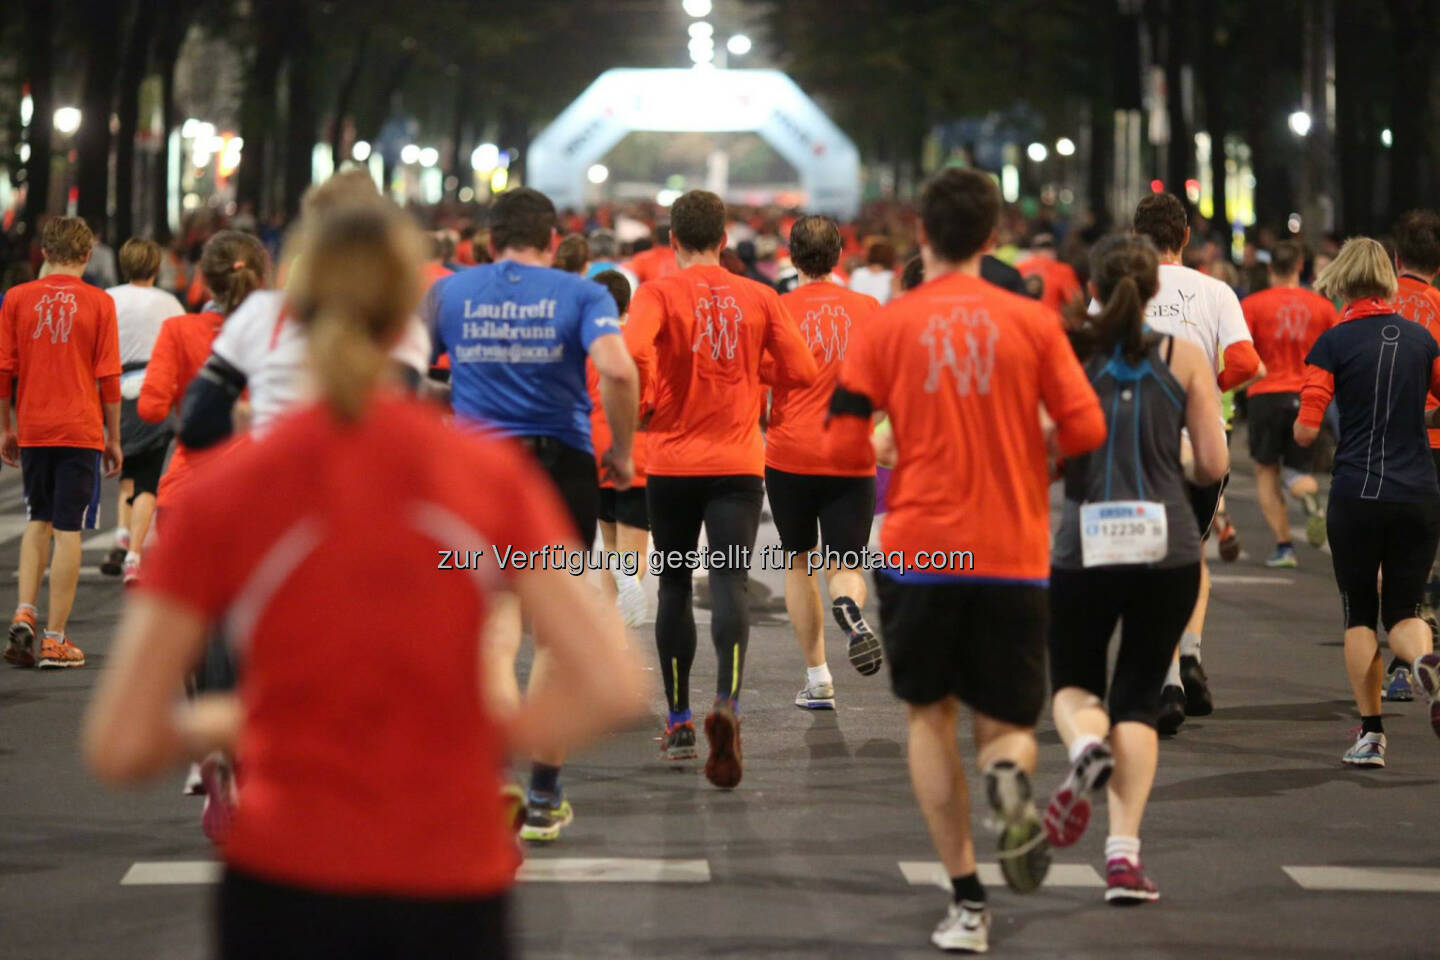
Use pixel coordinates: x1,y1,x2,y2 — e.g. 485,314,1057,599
120,369,146,401
1080,500,1167,567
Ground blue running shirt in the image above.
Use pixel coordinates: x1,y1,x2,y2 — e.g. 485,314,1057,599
425,261,620,452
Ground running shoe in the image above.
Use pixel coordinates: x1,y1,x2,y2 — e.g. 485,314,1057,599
183,763,204,796
1383,663,1415,702
4,609,37,668
121,554,140,587
611,568,647,628
1412,652,1440,739
520,790,574,843
1105,857,1160,905
1044,741,1114,848
1215,516,1240,562
703,700,743,789
1157,684,1186,735
662,719,699,761
100,546,126,577
1264,545,1298,568
1341,730,1386,768
1179,655,1213,716
985,760,1050,894
794,678,835,710
832,596,882,676
930,900,990,953
199,754,236,846
1303,494,1326,548
501,784,527,836
36,635,85,669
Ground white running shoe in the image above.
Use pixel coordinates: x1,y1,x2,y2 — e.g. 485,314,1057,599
183,762,204,796
611,568,647,628
931,900,989,953
1341,730,1386,768
794,679,836,710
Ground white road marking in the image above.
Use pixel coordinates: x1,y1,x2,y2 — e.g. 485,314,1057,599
1209,575,1294,585
121,858,711,886
1283,866,1440,893
899,861,1103,889
0,514,31,545
8,566,112,581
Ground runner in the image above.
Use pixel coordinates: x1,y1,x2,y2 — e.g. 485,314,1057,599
1126,193,1263,735
1384,209,1440,700
1294,237,1440,765
1045,235,1229,905
1017,233,1083,314
424,186,639,841
766,215,883,710
831,169,1105,951
104,238,186,584
588,269,649,628
848,239,896,304
629,225,678,284
82,197,646,960
1239,240,1336,568
625,189,817,787
0,217,123,669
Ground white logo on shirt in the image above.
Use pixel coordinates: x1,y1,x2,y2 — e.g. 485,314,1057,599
1274,302,1313,342
692,294,743,360
33,290,77,344
1397,292,1439,334
921,306,998,395
801,303,851,363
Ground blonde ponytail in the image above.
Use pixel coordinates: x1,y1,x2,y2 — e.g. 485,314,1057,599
285,198,424,423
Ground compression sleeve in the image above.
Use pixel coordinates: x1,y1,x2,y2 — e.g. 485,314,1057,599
178,352,248,448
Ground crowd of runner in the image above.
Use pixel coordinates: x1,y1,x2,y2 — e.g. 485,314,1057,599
1,164,1439,956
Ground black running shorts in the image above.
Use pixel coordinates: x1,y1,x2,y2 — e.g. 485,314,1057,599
1247,392,1313,471
875,573,1047,726
598,486,649,530
121,443,169,499
763,466,875,556
517,436,598,550
1327,495,1440,630
21,446,101,532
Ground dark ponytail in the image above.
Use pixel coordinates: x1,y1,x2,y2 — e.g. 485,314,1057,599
1064,234,1160,364
200,230,269,315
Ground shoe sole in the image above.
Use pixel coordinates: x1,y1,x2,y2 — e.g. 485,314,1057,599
1265,558,1298,568
1305,514,1327,548
704,709,742,789
663,735,699,761
1180,661,1213,717
1382,674,1414,702
1412,656,1440,739
834,598,883,676
1342,756,1385,768
36,656,85,669
1218,535,1240,562
1044,747,1113,848
5,622,35,668
1106,887,1160,905
520,805,574,843
931,932,989,953
794,696,836,710
987,766,1050,894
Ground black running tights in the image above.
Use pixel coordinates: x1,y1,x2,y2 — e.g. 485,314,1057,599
646,475,764,712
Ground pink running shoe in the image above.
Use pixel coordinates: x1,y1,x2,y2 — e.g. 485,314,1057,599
1044,741,1113,848
1105,857,1160,905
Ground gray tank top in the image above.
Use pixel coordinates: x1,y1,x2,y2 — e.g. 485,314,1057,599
1052,338,1202,569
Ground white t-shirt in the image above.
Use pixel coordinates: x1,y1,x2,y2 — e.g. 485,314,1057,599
849,266,894,305
212,290,432,436
106,284,186,365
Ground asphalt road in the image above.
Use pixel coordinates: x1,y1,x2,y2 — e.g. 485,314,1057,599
4,447,1440,960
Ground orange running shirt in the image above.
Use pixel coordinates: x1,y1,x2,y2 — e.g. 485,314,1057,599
836,272,1104,580
629,246,678,285
587,356,649,488
0,274,121,449
1017,256,1083,314
1241,285,1338,395
139,311,227,505
627,264,818,477
1395,273,1440,447
767,281,880,476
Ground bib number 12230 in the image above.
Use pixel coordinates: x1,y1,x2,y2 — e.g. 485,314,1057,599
1079,500,1167,567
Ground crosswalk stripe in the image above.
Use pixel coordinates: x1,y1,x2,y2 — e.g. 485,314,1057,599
1283,866,1440,893
8,566,113,581
122,858,711,886
1209,575,1294,585
899,861,1103,889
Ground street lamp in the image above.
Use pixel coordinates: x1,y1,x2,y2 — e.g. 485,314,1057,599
682,0,711,17
1055,137,1076,157
1382,128,1393,148
1288,110,1312,137
689,37,715,64
688,21,713,40
727,34,752,56
587,164,610,184
471,143,500,172
418,147,439,168
352,140,372,162
400,144,421,165
1026,142,1048,163
53,107,82,135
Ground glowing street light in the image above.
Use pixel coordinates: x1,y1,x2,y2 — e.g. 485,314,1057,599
689,41,715,64
53,107,82,135
352,140,372,162
418,146,439,168
20,94,33,128
1288,110,1312,137
682,0,712,17
1382,127,1393,148
471,142,500,172
1026,141,1048,162
727,34,752,56
688,21,713,40
400,143,421,165
587,164,610,184
1055,137,1076,157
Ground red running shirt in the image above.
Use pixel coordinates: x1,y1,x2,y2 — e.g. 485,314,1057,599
139,311,228,506
626,264,818,477
0,275,121,449
837,272,1104,580
1394,274,1440,447
766,282,880,476
1241,285,1338,395
140,395,575,896
1017,257,1083,315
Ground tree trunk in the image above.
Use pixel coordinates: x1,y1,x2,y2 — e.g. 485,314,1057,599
282,29,319,220
236,5,287,216
1088,98,1113,227
1388,0,1434,220
114,0,156,242
21,0,55,236
76,0,129,235
1335,0,1375,234
328,33,368,169
1164,0,1191,207
151,2,187,243
1198,0,1227,226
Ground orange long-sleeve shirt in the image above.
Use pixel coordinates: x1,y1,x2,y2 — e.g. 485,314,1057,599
139,311,227,505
